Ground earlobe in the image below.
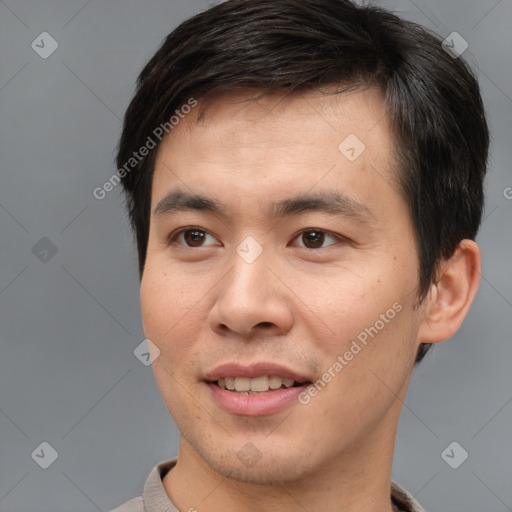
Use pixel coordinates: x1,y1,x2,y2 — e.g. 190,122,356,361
417,240,481,345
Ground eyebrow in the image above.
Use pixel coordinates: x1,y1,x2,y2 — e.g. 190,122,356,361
270,191,374,223
154,189,228,217
153,188,375,224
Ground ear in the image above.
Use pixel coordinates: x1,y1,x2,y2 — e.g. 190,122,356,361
417,240,481,344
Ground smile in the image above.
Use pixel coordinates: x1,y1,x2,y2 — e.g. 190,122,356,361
215,375,306,394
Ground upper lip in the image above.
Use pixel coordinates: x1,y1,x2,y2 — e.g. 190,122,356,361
204,362,311,383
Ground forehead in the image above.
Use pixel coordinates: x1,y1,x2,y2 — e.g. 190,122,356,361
167,87,390,152
151,88,398,215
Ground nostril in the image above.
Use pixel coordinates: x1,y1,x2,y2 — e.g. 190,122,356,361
256,322,274,328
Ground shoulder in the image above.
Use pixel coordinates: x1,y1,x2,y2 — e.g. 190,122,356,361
391,481,426,512
109,496,144,512
108,458,177,512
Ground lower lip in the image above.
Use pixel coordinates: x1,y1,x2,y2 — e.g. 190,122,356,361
207,382,308,416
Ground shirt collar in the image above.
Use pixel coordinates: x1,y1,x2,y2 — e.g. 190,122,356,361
143,459,425,512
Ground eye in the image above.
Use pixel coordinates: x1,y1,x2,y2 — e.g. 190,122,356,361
292,229,341,249
169,227,219,248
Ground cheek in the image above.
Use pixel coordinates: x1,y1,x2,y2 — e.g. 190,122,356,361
141,267,206,408
293,267,389,338
140,265,204,353
295,257,416,370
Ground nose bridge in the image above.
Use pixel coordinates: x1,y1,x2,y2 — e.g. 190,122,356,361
226,237,270,306
209,236,293,336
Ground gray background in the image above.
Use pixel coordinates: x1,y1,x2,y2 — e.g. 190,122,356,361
0,0,511,511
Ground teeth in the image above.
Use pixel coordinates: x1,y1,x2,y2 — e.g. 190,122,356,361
282,378,294,388
234,377,250,392
216,375,300,392
250,375,269,391
269,376,283,389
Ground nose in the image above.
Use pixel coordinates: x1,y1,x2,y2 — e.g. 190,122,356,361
208,246,294,339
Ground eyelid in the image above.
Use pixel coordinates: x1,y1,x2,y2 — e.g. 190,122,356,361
290,228,346,248
168,226,220,247
167,226,349,249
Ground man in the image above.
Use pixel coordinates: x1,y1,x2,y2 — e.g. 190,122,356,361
111,0,489,510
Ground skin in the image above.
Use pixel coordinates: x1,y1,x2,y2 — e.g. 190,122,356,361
140,88,481,512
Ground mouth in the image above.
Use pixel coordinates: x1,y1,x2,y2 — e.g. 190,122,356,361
204,362,313,415
211,375,311,395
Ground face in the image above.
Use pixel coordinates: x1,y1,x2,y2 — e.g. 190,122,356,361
141,88,423,484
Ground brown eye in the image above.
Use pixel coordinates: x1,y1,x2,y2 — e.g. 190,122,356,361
302,231,324,248
183,229,206,247
294,229,339,249
170,228,218,247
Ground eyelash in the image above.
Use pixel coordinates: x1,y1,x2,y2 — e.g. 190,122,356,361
167,226,346,249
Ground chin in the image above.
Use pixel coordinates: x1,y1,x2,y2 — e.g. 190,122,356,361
215,458,311,485
192,437,318,485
